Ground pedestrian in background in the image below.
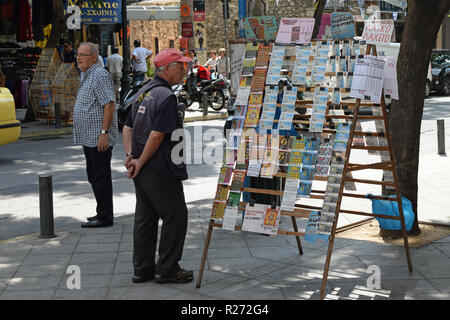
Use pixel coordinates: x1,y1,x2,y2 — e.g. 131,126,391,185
216,48,230,79
106,47,123,102
73,42,117,228
204,50,218,73
123,48,194,284
131,39,152,82
187,49,198,71
63,40,77,64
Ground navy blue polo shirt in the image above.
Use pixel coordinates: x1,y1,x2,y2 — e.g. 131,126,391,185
128,76,187,181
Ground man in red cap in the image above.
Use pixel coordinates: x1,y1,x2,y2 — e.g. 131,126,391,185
122,48,194,284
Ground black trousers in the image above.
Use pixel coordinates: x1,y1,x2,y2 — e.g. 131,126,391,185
83,146,114,223
132,166,188,277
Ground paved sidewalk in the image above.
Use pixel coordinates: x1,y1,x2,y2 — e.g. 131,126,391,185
0,198,449,300
2,96,449,301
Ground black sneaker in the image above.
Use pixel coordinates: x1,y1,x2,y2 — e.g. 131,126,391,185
155,269,194,283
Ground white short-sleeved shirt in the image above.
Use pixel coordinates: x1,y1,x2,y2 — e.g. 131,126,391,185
132,47,152,72
106,53,123,73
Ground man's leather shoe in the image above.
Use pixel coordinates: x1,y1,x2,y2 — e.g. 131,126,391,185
155,269,194,283
132,274,154,284
81,219,113,228
87,215,98,222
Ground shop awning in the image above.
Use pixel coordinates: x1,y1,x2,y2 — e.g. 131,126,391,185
127,5,180,20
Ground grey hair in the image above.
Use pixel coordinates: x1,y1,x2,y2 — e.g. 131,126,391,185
79,42,99,56
154,61,179,75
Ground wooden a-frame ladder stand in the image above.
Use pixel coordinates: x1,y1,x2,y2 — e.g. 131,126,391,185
195,42,413,300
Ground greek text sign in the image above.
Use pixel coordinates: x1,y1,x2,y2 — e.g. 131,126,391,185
65,0,122,24
362,19,394,45
331,12,355,40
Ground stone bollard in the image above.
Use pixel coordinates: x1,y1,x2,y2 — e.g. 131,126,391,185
437,119,446,155
39,175,56,238
202,92,208,116
54,103,61,128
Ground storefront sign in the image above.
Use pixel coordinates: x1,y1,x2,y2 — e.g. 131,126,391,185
182,23,193,38
331,12,355,40
65,0,122,24
193,0,205,21
362,19,394,45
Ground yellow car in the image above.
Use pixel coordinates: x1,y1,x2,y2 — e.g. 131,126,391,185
0,87,20,146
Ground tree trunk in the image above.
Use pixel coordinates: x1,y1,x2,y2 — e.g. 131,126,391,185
312,0,327,40
389,0,450,236
47,0,65,48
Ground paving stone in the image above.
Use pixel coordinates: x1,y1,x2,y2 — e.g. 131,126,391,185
15,264,66,277
210,279,285,300
4,276,61,291
59,274,112,289
74,243,119,253
22,254,71,266
107,283,182,300
0,289,55,300
53,287,108,300
78,234,122,244
70,253,117,265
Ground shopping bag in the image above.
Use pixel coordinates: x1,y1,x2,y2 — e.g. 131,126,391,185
366,194,414,231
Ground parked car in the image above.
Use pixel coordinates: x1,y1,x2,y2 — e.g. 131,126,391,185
431,49,450,95
0,87,20,146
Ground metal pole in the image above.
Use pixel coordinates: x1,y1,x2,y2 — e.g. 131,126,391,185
224,0,230,80
121,0,131,103
437,119,446,155
54,102,61,128
39,175,56,238
202,91,208,116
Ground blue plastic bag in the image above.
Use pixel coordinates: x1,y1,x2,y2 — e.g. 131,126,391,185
367,194,414,231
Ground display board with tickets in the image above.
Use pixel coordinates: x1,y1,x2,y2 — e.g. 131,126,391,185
197,38,413,300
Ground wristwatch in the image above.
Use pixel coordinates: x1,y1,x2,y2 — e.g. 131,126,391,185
101,129,109,134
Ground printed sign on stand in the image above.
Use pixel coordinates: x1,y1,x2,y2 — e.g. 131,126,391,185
331,12,355,40
242,16,278,41
362,19,394,45
276,18,315,45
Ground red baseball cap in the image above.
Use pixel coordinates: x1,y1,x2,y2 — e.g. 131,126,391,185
153,48,193,68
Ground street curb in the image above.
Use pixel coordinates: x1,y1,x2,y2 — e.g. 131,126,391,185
18,115,227,140
19,127,73,140
183,113,228,123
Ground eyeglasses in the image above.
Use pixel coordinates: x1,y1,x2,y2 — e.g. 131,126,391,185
76,53,94,58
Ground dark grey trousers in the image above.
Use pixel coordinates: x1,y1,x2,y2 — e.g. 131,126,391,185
83,146,113,223
132,165,188,277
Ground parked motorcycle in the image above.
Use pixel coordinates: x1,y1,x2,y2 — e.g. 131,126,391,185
181,67,229,111
172,84,186,122
117,74,150,131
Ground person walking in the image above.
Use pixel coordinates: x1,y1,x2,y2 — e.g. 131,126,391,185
73,42,117,228
131,39,152,82
63,40,77,63
106,47,123,102
122,48,194,284
187,49,198,71
204,50,218,73
216,48,230,79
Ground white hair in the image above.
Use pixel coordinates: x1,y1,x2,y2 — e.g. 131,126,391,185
79,42,99,56
155,62,179,74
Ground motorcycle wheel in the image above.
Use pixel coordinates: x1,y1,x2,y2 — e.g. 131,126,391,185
208,89,225,111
